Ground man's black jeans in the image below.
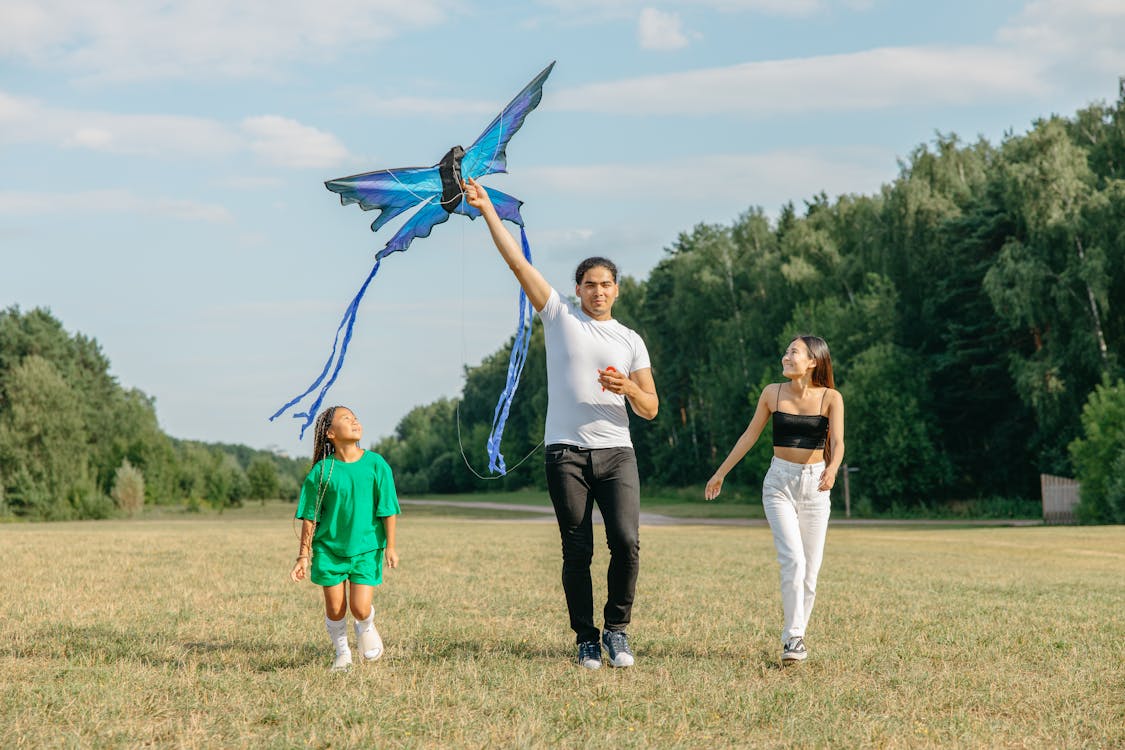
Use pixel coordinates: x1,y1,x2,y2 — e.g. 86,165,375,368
544,444,641,644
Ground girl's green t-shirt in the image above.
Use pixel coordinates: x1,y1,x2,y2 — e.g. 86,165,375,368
296,451,400,557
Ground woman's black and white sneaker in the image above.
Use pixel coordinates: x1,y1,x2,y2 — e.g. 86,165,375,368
577,641,602,670
602,631,635,668
782,637,807,664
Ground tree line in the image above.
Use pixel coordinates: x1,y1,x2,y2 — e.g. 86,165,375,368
4,94,1122,523
374,92,1125,523
0,307,309,520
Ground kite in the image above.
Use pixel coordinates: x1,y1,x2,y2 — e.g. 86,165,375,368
271,62,555,475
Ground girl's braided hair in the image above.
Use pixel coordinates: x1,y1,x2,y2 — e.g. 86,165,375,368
295,405,350,564
308,405,349,527
311,406,343,464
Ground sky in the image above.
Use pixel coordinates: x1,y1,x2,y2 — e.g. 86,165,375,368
2,0,1123,459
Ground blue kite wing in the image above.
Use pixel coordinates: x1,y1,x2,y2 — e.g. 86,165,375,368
325,166,442,233
453,186,525,227
460,61,555,181
380,197,454,258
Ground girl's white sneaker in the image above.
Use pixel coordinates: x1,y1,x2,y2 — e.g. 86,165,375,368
358,625,384,662
331,649,353,672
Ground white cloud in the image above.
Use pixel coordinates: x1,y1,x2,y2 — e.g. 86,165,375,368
526,147,895,211
337,89,502,118
999,0,1125,78
638,8,692,50
0,90,350,167
62,128,115,150
692,0,821,14
551,46,1047,116
0,189,233,222
219,175,287,190
241,115,350,169
535,0,827,21
0,91,241,156
0,0,454,81
529,227,597,246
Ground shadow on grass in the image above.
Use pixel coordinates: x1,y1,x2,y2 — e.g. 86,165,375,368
3,624,328,673
394,636,571,661
12,625,798,673
396,637,790,669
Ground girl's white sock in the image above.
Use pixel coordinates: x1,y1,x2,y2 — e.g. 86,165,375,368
325,616,349,657
354,608,374,636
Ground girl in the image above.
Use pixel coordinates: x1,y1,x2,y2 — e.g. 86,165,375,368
290,406,400,671
705,335,844,664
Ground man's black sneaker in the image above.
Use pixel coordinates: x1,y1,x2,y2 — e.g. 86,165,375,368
602,630,635,668
577,640,602,670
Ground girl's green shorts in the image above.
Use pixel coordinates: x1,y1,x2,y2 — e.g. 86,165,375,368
311,546,384,587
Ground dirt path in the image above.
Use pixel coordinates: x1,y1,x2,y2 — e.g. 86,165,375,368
400,499,1042,527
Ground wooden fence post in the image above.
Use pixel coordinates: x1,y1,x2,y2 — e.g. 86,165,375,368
1040,474,1080,524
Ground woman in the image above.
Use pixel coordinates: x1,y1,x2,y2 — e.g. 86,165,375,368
705,335,844,664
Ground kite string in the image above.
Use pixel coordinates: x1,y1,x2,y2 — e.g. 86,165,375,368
386,169,437,204
457,399,542,480
454,208,542,480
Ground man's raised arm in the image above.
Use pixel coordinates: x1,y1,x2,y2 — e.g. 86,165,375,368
463,177,552,312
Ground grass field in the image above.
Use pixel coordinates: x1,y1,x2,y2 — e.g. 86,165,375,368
2,502,1122,748
410,489,773,521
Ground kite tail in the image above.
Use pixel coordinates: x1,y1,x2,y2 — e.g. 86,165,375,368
269,259,382,439
485,226,535,474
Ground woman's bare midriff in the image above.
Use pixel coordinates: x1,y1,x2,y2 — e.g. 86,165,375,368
774,446,825,465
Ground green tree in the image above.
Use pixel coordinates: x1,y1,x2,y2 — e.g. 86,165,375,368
1069,377,1125,523
984,118,1123,472
0,355,93,519
247,456,280,501
839,344,952,512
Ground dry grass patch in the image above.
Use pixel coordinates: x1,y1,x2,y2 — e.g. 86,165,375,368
1,510,1122,748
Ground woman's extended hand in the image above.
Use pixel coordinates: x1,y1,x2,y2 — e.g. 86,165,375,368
818,466,838,492
704,474,724,501
385,546,399,569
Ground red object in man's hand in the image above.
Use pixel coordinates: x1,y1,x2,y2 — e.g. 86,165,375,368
601,366,617,392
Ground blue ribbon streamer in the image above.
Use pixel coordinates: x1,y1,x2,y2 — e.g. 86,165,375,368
485,226,535,474
269,258,382,440
273,229,534,476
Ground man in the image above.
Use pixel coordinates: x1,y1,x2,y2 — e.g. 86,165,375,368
464,177,659,670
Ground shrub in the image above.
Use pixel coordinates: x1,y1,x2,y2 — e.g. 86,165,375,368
111,459,146,516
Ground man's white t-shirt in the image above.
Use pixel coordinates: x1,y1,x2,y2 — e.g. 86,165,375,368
539,289,652,448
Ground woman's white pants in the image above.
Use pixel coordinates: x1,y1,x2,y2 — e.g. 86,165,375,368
762,457,831,643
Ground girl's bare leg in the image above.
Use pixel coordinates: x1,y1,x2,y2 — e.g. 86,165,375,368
348,583,374,620
322,583,347,620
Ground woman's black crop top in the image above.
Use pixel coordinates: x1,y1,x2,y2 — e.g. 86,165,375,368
772,385,829,449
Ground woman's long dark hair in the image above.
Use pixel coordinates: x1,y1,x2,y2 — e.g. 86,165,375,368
797,335,835,465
